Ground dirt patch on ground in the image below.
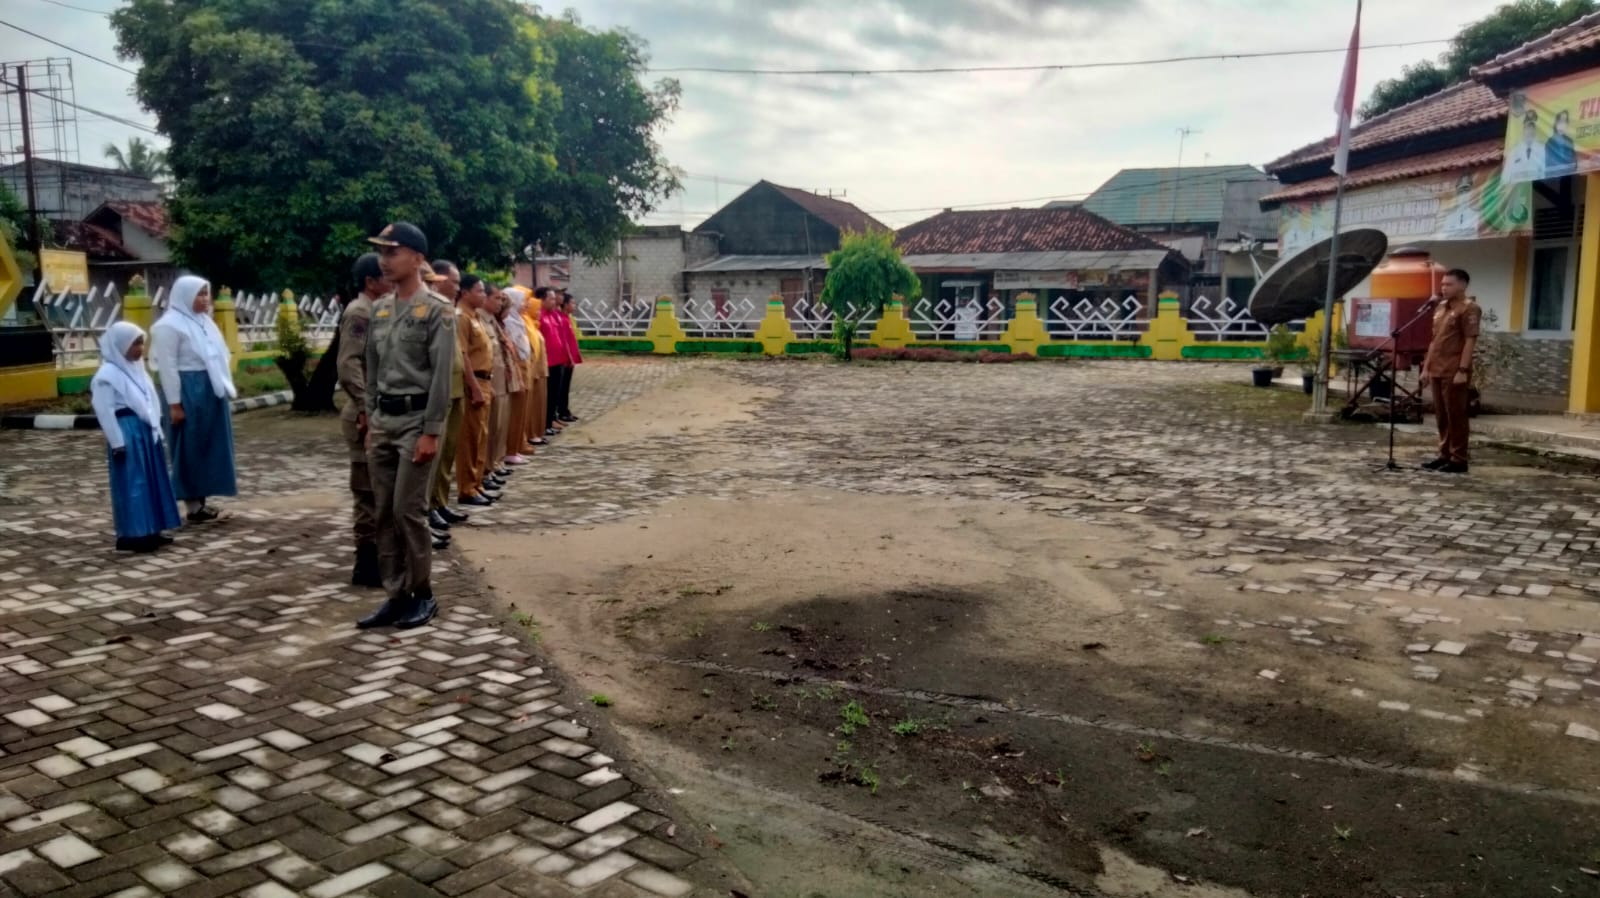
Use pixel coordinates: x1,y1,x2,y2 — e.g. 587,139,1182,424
561,367,777,448
464,489,1600,898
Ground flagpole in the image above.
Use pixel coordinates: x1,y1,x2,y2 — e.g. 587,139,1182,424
1308,175,1346,419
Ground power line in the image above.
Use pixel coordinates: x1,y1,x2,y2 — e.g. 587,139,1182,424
649,39,1449,76
0,76,160,135
0,19,137,75
32,0,117,14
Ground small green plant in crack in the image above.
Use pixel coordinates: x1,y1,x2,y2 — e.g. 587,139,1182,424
859,767,881,795
839,701,870,736
891,718,925,737
751,692,777,712
588,694,613,708
895,774,914,788
721,736,736,752
1201,633,1229,646
700,688,713,698
1155,761,1173,777
751,621,773,632
510,612,542,643
1135,741,1157,763
1333,825,1353,842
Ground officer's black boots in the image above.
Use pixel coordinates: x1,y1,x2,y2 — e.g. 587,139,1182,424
351,544,383,589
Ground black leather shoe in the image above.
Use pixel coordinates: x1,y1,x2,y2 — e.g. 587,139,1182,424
1421,457,1449,471
428,510,450,530
357,595,407,629
545,428,558,437
432,535,451,550
493,468,511,478
559,414,577,423
461,494,493,507
439,507,470,525
1441,462,1469,474
396,590,438,630
431,528,451,542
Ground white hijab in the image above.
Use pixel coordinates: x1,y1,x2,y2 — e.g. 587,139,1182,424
93,321,163,438
154,275,236,399
503,288,533,361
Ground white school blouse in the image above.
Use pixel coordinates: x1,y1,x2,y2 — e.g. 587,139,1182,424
151,328,212,405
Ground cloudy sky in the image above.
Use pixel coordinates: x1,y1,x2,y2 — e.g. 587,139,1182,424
1,0,1513,227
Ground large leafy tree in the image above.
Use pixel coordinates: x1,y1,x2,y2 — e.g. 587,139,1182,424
514,12,682,261
111,0,555,290
102,137,169,182
1362,0,1596,119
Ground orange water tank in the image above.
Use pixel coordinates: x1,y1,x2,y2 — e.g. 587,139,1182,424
1348,247,1443,359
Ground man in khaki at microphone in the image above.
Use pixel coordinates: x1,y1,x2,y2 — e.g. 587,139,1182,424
1419,268,1480,475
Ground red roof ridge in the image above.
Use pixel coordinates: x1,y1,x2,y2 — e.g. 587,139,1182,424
895,206,1175,255
1266,81,1503,173
763,181,889,234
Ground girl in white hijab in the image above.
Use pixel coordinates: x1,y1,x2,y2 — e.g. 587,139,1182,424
92,321,183,552
151,275,238,523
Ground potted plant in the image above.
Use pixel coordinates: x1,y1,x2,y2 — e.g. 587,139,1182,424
1253,324,1298,387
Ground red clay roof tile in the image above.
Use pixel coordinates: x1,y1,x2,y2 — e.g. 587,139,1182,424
1261,140,1504,204
1265,82,1505,173
895,207,1173,254
1472,11,1600,79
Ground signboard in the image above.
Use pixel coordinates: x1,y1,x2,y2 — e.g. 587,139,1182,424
1279,167,1531,258
40,249,89,293
1503,67,1600,183
1353,300,1392,340
993,270,1150,291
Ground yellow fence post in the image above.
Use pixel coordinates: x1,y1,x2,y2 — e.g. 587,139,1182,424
212,286,242,357
1143,291,1192,361
1001,291,1051,355
123,274,153,335
869,298,914,348
645,294,685,354
754,295,797,355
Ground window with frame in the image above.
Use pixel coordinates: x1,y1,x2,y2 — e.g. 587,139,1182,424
1528,245,1571,332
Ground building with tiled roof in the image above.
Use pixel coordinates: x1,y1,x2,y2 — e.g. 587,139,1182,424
894,207,1189,319
1256,13,1600,413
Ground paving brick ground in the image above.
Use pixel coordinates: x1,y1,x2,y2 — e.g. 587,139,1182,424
3,357,1598,898
0,358,717,898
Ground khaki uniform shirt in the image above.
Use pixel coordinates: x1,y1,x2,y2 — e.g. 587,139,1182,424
460,307,493,379
337,295,374,425
482,310,510,398
364,285,456,436
448,310,466,401
1424,298,1482,379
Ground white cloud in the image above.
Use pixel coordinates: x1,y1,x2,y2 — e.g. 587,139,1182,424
0,0,1515,228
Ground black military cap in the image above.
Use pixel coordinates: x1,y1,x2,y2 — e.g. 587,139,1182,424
368,222,429,255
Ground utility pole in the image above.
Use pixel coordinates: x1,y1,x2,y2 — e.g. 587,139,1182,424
14,64,42,282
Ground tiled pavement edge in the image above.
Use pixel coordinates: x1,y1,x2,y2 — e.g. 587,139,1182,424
1,391,294,432
0,359,732,898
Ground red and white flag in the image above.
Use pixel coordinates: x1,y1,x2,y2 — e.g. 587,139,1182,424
1332,0,1363,177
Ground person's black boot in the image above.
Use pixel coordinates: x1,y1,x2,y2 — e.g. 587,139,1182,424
351,544,383,589
439,507,470,525
395,588,438,630
429,509,451,531
357,592,409,629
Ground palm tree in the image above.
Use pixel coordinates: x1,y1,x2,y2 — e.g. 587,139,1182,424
102,137,169,182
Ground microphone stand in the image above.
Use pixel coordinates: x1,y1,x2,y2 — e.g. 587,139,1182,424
1380,298,1438,472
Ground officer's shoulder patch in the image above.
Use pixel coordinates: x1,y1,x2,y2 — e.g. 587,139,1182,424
375,307,392,319
412,304,430,320
350,318,368,341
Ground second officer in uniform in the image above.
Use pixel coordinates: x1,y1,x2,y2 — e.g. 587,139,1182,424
360,222,455,630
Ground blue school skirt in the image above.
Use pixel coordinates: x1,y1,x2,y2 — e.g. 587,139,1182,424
163,370,238,500
109,413,183,539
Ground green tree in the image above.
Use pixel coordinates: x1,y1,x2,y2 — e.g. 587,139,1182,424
1361,0,1596,119
820,229,921,360
0,183,37,276
513,12,681,261
111,0,556,291
102,136,169,181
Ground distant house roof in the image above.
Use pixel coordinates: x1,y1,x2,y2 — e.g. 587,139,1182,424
896,207,1173,255
764,182,887,234
50,220,135,261
898,249,1176,272
1218,179,1281,241
90,200,170,240
1263,140,1505,205
1081,165,1264,227
1041,199,1082,210
684,255,826,273
1265,82,1505,174
1472,10,1600,82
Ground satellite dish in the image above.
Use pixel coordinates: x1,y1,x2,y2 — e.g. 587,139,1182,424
1248,229,1388,325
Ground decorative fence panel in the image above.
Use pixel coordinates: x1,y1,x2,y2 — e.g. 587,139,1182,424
1186,296,1303,341
574,297,652,337
784,297,880,341
679,295,761,339
33,283,124,368
1046,294,1149,341
909,296,1007,341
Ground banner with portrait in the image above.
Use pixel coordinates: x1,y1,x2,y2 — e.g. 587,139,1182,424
1279,167,1531,258
1503,67,1600,184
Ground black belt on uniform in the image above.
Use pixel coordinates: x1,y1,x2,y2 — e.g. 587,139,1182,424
473,370,492,381
115,408,137,418
376,393,428,415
